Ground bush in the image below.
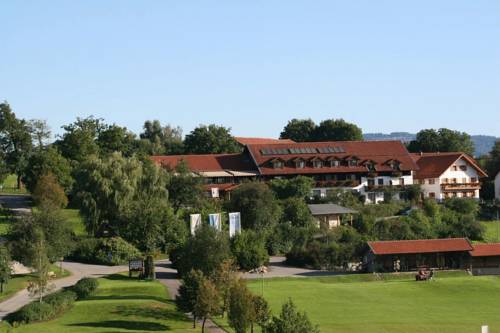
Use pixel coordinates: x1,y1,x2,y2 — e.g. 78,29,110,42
231,230,269,270
71,278,99,299
7,290,76,324
70,237,142,265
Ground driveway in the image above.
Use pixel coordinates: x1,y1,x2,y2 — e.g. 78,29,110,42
0,195,32,216
0,261,127,320
243,256,341,279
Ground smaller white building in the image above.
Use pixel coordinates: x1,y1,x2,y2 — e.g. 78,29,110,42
495,172,500,201
412,152,487,201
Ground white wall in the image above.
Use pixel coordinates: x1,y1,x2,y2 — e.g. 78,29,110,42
420,157,482,200
495,172,500,201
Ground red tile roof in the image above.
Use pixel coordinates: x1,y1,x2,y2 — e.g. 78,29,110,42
470,243,500,257
368,238,473,255
411,152,487,179
150,153,257,172
246,140,418,175
235,137,295,145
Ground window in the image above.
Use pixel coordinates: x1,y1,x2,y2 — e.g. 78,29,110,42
313,160,323,168
378,178,384,185
368,179,375,186
429,192,436,198
330,160,340,167
452,192,458,197
296,160,305,168
462,178,467,184
452,165,458,171
273,161,284,169
348,159,358,167
400,178,405,185
312,189,321,197
428,179,435,185
366,163,376,172
418,179,425,185
460,165,467,171
442,178,448,184
471,177,478,183
368,193,376,202
452,178,457,184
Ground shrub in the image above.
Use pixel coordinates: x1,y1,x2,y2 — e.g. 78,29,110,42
70,237,142,265
231,230,269,270
71,278,99,299
7,290,76,324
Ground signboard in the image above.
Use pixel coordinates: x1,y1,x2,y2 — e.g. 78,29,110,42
190,214,202,235
209,213,222,231
211,187,220,198
129,259,144,277
229,212,241,237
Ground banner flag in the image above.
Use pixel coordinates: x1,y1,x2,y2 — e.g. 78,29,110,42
229,212,241,237
209,213,222,231
190,214,202,235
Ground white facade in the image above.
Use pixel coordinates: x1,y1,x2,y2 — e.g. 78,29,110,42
311,173,413,204
418,157,482,201
495,172,500,201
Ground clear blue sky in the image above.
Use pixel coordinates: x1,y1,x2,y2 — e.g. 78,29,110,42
2,1,499,139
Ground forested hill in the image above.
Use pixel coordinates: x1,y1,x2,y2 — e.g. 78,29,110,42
364,132,498,156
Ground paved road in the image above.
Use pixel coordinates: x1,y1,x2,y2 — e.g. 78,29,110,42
0,195,32,215
244,256,341,279
0,261,127,320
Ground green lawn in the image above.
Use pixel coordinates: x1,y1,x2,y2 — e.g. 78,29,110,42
215,272,500,333
0,175,28,195
59,209,86,236
0,264,70,303
0,208,13,236
481,221,500,243
1,274,199,333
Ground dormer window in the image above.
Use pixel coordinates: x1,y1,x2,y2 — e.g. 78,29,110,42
329,159,340,167
295,160,305,169
348,158,358,167
271,159,284,169
365,162,376,172
313,160,323,168
387,159,401,170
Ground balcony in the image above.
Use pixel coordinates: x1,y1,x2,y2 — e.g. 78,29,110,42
315,180,361,188
364,185,404,192
441,182,481,191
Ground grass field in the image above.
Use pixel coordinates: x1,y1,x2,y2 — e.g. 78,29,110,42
481,220,500,243
0,175,28,195
0,264,70,303
59,209,86,236
214,272,500,333
1,274,199,333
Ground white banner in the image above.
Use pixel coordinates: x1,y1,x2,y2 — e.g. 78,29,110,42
208,213,222,231
229,212,241,238
190,214,202,235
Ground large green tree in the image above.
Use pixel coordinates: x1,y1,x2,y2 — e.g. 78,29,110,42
56,116,104,162
97,124,137,157
140,120,184,155
486,140,500,177
228,182,282,230
264,299,320,333
0,102,33,188
166,160,204,213
407,128,475,156
184,124,240,154
194,275,221,333
312,119,363,142
269,176,314,200
176,269,205,328
279,119,316,142
228,279,254,333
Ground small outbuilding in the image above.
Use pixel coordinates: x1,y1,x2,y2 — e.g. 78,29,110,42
469,243,500,275
364,238,473,272
307,203,358,229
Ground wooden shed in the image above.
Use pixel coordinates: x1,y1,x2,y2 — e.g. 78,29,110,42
469,243,500,275
307,203,358,229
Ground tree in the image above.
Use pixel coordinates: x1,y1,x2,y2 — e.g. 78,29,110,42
486,140,500,177
56,116,104,162
231,230,269,271
264,299,320,333
28,119,51,149
269,176,314,200
279,119,316,142
252,295,271,333
228,182,282,230
97,124,137,156
212,259,238,318
312,119,363,142
228,279,254,333
175,224,233,277
32,172,68,209
194,276,221,333
26,229,54,304
184,124,240,154
22,146,73,193
280,197,314,227
407,128,475,156
0,245,11,293
140,120,184,155
0,102,33,188
166,160,204,213
176,269,204,328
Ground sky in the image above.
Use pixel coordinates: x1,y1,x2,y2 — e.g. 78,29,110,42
1,1,499,140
